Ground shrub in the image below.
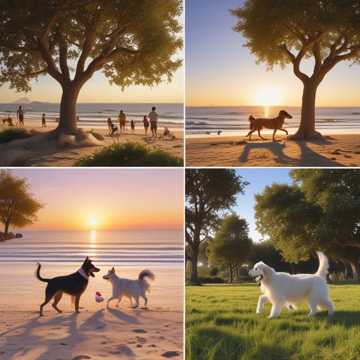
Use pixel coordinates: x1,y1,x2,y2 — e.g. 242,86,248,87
75,142,183,167
0,128,32,143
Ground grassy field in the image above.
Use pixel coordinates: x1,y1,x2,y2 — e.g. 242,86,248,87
186,283,360,360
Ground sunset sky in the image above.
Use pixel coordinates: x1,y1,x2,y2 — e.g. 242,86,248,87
11,169,184,231
186,0,360,107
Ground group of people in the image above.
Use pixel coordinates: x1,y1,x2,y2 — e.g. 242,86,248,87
107,106,159,137
2,106,47,128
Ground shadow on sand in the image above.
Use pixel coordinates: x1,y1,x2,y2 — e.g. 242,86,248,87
239,137,342,167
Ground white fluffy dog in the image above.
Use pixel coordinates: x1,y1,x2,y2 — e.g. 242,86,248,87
249,252,334,318
103,268,155,309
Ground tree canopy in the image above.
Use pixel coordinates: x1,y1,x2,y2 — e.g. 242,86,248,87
186,169,247,284
0,171,42,236
255,169,360,279
232,0,360,139
0,0,183,132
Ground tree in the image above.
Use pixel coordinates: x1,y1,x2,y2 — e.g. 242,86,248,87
0,171,42,236
255,169,360,280
208,214,252,283
0,0,182,134
185,169,247,284
232,0,360,139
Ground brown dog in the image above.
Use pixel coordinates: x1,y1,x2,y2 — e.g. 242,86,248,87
2,117,14,126
246,110,293,141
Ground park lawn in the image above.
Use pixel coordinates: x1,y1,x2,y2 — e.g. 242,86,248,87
186,283,360,360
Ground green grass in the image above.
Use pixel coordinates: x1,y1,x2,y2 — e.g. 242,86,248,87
0,128,32,143
75,142,183,167
187,284,360,360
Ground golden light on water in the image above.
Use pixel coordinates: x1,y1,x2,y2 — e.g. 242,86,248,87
89,230,97,249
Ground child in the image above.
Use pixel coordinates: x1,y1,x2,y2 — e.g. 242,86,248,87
131,119,135,133
107,117,118,136
42,113,46,127
143,116,150,136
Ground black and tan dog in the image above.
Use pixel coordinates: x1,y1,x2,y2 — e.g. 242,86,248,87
246,110,293,141
36,257,100,316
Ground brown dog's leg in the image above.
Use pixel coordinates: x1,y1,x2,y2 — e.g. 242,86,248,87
280,128,288,135
258,129,265,140
74,295,81,313
246,130,255,140
273,129,277,142
52,291,63,313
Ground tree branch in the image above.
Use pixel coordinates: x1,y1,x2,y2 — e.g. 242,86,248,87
57,29,70,81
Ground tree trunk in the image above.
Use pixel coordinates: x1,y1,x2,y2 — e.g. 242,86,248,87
350,261,359,282
190,247,200,285
289,81,322,140
4,220,10,235
57,83,81,134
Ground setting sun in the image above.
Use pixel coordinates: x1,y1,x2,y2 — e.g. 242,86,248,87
254,87,283,107
88,216,98,229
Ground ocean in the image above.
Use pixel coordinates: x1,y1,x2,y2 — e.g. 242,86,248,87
0,230,183,267
186,106,360,135
0,102,184,129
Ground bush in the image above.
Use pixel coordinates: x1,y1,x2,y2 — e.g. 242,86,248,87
0,128,32,143
75,142,183,167
198,276,225,284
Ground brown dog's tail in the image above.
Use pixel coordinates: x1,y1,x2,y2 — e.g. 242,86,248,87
35,263,50,283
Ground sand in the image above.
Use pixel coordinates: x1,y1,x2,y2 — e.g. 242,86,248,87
0,120,184,166
0,265,183,360
186,133,360,167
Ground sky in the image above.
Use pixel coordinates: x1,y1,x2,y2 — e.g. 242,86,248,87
186,0,360,107
10,169,184,231
232,169,292,242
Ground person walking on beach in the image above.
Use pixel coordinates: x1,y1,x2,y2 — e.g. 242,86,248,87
118,110,126,133
41,113,46,127
149,106,158,137
143,115,150,136
16,105,24,127
131,119,135,133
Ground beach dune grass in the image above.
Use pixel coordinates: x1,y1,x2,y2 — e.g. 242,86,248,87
187,284,360,360
75,142,183,167
0,128,32,144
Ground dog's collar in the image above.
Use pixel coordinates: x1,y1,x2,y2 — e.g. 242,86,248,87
78,268,89,280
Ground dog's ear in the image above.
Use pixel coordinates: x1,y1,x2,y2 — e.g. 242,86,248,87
111,267,115,273
262,263,274,279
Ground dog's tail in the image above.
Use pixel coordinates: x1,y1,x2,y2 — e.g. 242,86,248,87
315,252,329,280
138,269,155,282
35,263,50,283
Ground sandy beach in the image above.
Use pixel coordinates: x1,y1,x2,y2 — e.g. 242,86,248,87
0,119,184,166
0,264,183,360
186,133,360,167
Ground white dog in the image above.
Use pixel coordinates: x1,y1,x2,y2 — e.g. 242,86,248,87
103,267,155,309
249,252,334,318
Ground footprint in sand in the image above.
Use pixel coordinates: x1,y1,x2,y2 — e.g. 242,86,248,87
161,351,181,358
110,344,135,357
133,328,147,334
136,336,147,344
72,356,91,360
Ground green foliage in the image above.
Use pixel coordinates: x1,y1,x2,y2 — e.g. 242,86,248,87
0,171,43,234
186,169,248,283
75,142,182,167
208,214,252,268
255,169,360,264
232,0,360,70
0,0,183,91
187,284,360,360
0,128,32,144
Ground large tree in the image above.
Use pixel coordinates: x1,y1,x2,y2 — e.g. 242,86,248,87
185,169,247,284
255,169,360,280
208,214,252,283
0,171,42,237
232,0,360,140
0,0,182,134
